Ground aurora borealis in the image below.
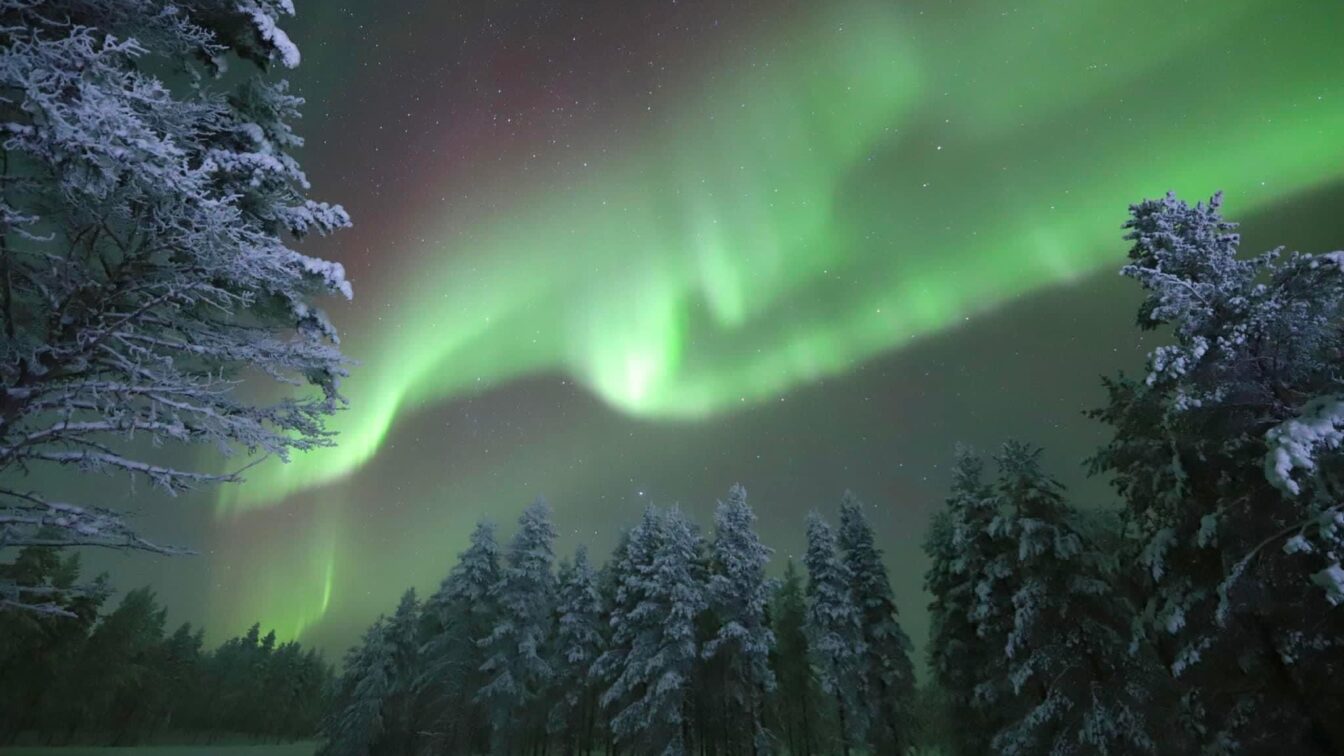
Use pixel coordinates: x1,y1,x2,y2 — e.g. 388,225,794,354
81,0,1344,654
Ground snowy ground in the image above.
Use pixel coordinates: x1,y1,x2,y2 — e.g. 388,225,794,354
0,745,317,756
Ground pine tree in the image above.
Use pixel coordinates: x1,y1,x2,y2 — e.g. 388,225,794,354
549,546,604,754
592,511,659,730
767,559,821,756
925,447,1014,756
320,618,395,756
703,484,777,755
0,548,108,741
378,589,421,754
478,498,559,750
596,506,706,755
802,511,866,756
1090,192,1344,752
417,519,501,754
990,442,1168,756
591,528,633,754
837,490,916,754
79,587,170,743
0,0,351,599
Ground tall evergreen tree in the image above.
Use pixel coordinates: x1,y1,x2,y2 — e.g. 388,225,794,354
768,559,821,756
378,590,422,754
990,442,1168,756
0,548,107,741
1090,192,1344,752
416,519,501,754
591,528,633,754
597,506,706,755
837,490,916,754
320,591,419,756
549,546,605,755
703,484,777,755
478,498,559,750
925,447,1013,756
79,587,169,744
320,618,395,756
802,511,866,756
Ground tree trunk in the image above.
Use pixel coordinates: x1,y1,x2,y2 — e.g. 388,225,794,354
836,692,850,756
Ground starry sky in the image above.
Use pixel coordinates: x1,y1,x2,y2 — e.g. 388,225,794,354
81,0,1344,659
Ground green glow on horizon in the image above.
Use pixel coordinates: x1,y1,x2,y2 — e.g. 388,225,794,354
218,0,1344,525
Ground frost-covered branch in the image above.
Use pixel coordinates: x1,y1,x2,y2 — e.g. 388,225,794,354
0,0,349,613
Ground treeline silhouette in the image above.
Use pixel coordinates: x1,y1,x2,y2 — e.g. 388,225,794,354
0,547,332,746
321,489,917,756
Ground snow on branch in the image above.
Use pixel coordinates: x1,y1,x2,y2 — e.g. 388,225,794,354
1264,397,1344,496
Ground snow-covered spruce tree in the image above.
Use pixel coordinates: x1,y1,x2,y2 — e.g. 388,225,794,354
1089,192,1344,753
548,545,604,754
477,498,558,750
989,442,1169,756
802,511,867,756
923,447,1011,756
416,519,501,755
767,559,821,756
837,490,916,754
376,589,421,755
592,510,659,742
320,618,393,756
0,0,350,612
596,506,706,755
587,527,631,754
703,484,777,755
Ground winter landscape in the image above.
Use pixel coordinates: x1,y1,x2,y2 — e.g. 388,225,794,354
3,0,1344,754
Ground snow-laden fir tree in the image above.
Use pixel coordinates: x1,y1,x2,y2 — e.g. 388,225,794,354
1090,192,1344,752
548,545,605,754
320,618,394,756
0,0,350,612
837,490,916,754
375,589,421,755
923,448,1005,756
989,442,1168,756
589,526,633,755
930,443,1021,747
592,510,660,735
595,506,706,756
416,519,501,755
802,511,867,756
477,498,558,748
703,484,777,755
767,559,821,756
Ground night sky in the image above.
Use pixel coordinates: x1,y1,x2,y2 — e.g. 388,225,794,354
80,0,1344,660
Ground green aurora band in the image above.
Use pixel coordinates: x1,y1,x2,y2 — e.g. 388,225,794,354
212,0,1344,638
223,0,1344,512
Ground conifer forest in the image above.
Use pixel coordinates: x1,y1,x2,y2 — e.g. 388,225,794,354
2,1,1343,754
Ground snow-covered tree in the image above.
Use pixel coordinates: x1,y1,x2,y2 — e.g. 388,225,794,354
320,618,393,756
1090,192,1344,752
376,589,421,755
416,519,500,754
924,448,1006,756
837,490,916,754
802,511,866,756
989,442,1167,756
767,558,821,756
703,484,777,755
0,0,350,612
548,545,604,753
477,498,558,747
595,506,706,756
